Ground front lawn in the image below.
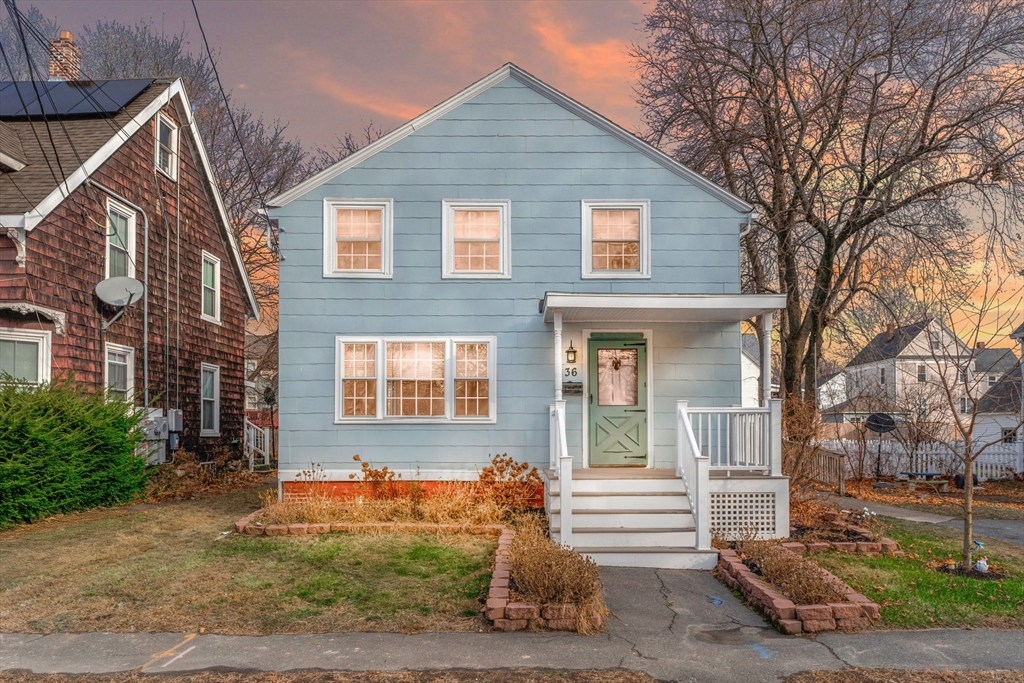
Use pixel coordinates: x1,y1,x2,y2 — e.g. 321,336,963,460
811,517,1024,629
842,479,1024,520
0,489,495,634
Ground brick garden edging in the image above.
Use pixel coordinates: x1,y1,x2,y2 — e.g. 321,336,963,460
233,513,598,633
717,547,881,634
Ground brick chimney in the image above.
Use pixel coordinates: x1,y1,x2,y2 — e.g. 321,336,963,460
976,341,986,349
48,30,81,81
886,323,896,341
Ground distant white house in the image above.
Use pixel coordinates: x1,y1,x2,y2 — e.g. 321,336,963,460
817,372,847,411
741,333,779,407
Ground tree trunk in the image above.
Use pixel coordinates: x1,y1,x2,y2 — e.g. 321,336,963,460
962,457,975,571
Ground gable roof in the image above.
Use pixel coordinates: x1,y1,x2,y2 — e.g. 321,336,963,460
0,79,259,319
975,347,1019,376
267,63,753,214
847,319,932,367
978,365,1022,414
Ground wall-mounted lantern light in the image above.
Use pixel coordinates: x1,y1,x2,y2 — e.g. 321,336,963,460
566,341,577,365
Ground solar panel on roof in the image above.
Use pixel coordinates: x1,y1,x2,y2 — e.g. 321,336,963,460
0,79,154,118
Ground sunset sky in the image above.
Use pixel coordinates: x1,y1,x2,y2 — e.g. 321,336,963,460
33,0,647,150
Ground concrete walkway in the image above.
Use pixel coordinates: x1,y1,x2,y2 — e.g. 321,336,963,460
826,495,1024,546
3,568,1022,682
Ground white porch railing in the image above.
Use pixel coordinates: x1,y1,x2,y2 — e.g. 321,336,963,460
677,400,711,550
244,417,270,472
688,401,783,475
549,400,572,546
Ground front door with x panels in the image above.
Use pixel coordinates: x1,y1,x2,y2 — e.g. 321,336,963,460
588,336,648,467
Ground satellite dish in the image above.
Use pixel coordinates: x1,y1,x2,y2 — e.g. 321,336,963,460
96,277,145,307
865,413,897,434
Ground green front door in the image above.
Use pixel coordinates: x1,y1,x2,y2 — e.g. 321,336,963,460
588,336,648,466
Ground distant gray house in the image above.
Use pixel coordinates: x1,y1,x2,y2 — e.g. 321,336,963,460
268,64,789,569
974,323,1023,451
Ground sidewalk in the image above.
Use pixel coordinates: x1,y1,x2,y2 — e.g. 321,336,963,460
3,568,1022,682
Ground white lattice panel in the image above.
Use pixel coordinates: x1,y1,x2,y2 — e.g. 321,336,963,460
710,492,776,539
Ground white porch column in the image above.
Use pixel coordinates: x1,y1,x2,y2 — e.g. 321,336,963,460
761,313,773,406
553,309,563,401
770,398,783,476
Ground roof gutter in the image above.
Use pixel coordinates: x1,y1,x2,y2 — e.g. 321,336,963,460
85,178,151,408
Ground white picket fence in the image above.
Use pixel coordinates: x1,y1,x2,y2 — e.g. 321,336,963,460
816,439,1023,481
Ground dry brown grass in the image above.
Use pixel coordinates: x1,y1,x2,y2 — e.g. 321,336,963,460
738,540,846,605
507,522,607,634
786,670,1024,683
0,672,657,683
0,488,496,635
145,448,269,502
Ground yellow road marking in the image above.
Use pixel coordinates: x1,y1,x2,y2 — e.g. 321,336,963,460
142,632,197,670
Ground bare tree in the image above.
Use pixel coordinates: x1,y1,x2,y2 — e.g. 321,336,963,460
634,0,1024,404
0,4,56,79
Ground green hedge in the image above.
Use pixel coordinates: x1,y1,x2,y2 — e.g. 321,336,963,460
0,377,148,526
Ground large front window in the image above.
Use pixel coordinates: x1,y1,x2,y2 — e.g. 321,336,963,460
336,336,495,422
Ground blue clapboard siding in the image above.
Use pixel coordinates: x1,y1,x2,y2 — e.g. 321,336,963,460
271,74,748,476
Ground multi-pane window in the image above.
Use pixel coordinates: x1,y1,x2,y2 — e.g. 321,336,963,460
442,200,510,278
201,251,221,323
105,343,133,402
335,337,495,422
582,200,650,278
916,364,926,383
386,341,445,417
0,329,50,384
106,199,135,279
1002,429,1018,444
201,363,220,435
324,200,392,277
342,342,377,417
455,342,489,417
155,113,178,179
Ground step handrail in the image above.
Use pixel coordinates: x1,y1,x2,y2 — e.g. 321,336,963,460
549,400,571,547
676,400,711,550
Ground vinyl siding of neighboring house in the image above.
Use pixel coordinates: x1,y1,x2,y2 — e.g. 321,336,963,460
271,73,748,478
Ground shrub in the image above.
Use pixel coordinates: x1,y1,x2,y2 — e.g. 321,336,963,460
738,539,845,605
478,453,543,511
508,523,607,634
0,376,147,526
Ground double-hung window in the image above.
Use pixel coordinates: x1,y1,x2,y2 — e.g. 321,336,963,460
916,364,926,383
879,367,886,385
336,336,496,422
988,374,999,388
104,342,134,402
0,328,50,384
582,200,651,279
155,113,178,179
959,397,969,414
441,200,511,278
201,251,221,324
106,199,136,279
324,199,393,278
201,363,220,436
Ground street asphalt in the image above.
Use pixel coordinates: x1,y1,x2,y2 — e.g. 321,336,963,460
2,568,1022,682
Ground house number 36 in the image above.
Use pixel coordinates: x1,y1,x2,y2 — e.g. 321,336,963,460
564,367,578,377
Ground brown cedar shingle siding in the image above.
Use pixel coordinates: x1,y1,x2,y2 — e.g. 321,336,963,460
1,95,246,456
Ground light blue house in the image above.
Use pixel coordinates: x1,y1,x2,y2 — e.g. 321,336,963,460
268,64,789,568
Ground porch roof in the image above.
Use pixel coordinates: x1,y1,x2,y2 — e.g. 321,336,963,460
541,292,786,323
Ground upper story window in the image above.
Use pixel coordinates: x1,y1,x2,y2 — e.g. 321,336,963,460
879,367,886,385
581,200,651,279
105,199,136,280
916,364,926,383
929,331,941,352
988,374,999,388
201,251,221,324
336,336,496,423
323,199,393,278
155,113,178,180
104,342,134,402
0,328,51,384
959,396,969,414
441,200,511,279
201,363,220,436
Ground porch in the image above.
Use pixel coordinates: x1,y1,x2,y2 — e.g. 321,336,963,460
540,292,789,569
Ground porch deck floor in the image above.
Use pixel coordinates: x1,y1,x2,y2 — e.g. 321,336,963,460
543,467,677,479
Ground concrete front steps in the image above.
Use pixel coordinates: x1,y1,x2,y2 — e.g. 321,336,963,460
542,468,719,570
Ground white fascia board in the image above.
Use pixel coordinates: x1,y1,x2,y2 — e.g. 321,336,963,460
267,63,753,215
541,292,787,323
0,214,25,228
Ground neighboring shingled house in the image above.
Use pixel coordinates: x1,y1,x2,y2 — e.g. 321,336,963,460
0,31,258,459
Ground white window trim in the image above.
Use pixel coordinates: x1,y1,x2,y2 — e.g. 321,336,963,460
581,199,651,279
103,342,135,402
105,198,136,280
0,327,51,384
200,362,221,436
334,335,497,424
155,112,179,180
441,199,512,279
201,251,222,325
323,198,393,279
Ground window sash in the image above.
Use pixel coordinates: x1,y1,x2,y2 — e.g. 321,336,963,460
325,201,392,277
156,115,177,177
442,200,511,279
201,253,220,322
916,364,926,383
335,337,495,422
0,339,39,383
201,365,220,433
582,200,650,279
106,202,134,279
